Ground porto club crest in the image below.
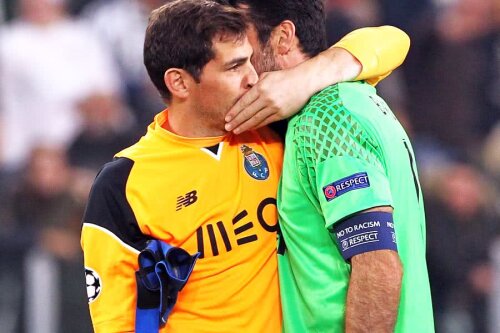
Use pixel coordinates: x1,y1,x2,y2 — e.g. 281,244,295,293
241,145,269,180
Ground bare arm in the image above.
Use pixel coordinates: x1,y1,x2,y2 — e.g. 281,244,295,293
225,26,410,134
345,206,403,332
346,249,403,333
225,46,360,134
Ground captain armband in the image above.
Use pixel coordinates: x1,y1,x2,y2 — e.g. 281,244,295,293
331,212,397,261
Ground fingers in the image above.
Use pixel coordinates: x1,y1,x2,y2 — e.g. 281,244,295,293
253,113,281,130
226,99,272,134
225,87,259,123
226,92,266,131
231,108,278,134
225,71,288,133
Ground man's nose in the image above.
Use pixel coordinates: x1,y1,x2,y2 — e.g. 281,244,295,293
245,65,259,89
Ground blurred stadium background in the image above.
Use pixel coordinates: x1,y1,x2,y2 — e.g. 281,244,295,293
0,0,498,332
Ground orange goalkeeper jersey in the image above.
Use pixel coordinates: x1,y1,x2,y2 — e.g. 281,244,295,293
81,110,283,332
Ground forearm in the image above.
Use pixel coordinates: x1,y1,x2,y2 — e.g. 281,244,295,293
296,46,362,99
223,48,362,133
345,250,403,332
224,26,411,133
298,25,411,97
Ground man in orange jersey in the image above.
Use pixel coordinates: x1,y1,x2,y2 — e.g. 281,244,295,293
82,3,282,331
81,0,409,332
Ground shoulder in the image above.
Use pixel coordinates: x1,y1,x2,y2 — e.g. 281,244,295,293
292,82,357,130
297,82,365,116
305,81,375,110
287,82,384,164
291,81,379,132
84,158,135,227
91,157,135,195
84,156,149,250
300,84,341,117
114,131,157,162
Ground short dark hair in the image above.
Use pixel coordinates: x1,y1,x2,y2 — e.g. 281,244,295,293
227,0,328,58
143,0,248,101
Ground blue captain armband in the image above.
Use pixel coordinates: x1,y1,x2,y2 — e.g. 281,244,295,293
135,240,200,333
332,212,397,261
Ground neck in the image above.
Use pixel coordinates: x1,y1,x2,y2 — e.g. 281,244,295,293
166,103,226,138
280,48,310,69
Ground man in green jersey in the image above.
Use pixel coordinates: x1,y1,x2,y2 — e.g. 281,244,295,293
224,0,435,332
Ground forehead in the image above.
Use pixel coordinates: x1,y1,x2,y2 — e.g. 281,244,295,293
211,35,253,61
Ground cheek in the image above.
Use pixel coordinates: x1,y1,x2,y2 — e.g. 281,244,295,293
213,78,244,101
198,79,241,110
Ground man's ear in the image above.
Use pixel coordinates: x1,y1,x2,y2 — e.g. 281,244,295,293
271,20,296,55
164,68,192,99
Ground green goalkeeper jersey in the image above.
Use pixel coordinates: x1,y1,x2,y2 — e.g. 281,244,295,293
277,82,434,332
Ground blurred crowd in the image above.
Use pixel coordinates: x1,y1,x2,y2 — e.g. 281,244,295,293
0,0,498,332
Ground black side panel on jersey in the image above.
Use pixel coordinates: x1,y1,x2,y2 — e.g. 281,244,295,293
83,157,151,251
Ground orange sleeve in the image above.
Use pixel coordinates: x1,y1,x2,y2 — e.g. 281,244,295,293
82,224,138,332
81,158,149,332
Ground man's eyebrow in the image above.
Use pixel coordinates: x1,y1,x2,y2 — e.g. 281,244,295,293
224,56,248,68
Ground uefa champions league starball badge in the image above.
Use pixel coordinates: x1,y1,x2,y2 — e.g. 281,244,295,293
85,267,102,303
241,145,269,180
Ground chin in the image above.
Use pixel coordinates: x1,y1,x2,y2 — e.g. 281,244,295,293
208,111,230,135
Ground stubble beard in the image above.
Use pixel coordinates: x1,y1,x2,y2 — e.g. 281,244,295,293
253,41,281,75
199,107,230,135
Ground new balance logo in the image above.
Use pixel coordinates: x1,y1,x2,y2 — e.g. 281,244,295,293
176,190,198,211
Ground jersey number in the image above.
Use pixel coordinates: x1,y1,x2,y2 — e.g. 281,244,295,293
369,94,421,202
403,139,421,202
